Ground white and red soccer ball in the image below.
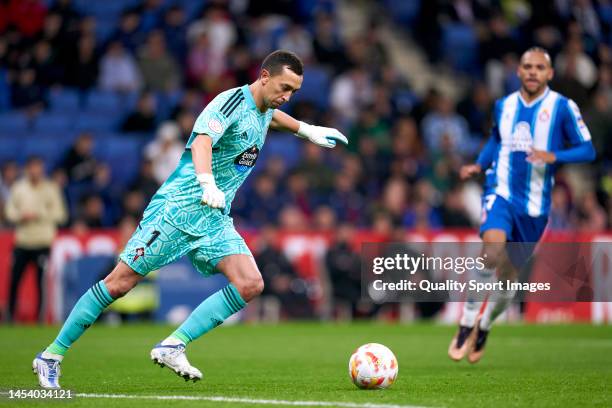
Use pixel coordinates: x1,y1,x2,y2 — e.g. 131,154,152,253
348,343,398,389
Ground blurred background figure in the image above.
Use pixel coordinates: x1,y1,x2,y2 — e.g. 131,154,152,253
5,156,66,322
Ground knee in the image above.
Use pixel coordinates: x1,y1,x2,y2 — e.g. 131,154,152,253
103,265,142,298
232,273,264,302
104,278,135,299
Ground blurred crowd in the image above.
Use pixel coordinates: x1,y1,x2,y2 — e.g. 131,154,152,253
0,0,611,320
0,0,610,237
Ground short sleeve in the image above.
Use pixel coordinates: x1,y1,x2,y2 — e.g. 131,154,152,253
186,89,242,148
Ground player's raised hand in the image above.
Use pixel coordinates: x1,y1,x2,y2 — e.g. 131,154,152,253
296,121,348,148
459,164,482,180
197,173,226,209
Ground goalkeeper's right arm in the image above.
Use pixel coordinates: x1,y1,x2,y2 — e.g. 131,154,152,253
191,135,226,209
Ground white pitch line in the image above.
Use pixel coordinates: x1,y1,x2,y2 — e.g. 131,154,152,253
76,393,434,408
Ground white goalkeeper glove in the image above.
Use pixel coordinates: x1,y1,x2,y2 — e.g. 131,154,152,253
295,121,348,148
197,173,226,209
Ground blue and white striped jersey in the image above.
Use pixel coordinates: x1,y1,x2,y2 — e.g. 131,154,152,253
477,88,595,217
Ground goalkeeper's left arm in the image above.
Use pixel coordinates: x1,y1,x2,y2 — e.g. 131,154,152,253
270,110,348,148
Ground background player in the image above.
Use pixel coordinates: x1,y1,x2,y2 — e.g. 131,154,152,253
448,47,595,364
32,50,347,389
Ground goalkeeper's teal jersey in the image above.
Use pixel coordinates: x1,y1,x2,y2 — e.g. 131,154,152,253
148,85,274,236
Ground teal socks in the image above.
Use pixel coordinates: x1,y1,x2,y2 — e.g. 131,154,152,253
45,281,115,355
171,284,246,345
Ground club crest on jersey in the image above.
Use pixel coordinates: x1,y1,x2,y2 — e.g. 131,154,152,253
538,109,550,122
208,118,224,134
234,145,260,173
133,247,145,262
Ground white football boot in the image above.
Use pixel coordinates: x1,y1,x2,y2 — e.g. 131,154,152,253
150,341,202,382
32,353,62,389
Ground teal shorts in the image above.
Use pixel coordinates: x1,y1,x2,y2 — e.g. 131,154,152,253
119,205,251,277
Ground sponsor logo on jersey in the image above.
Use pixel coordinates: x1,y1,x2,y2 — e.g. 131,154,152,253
234,145,260,173
504,121,533,152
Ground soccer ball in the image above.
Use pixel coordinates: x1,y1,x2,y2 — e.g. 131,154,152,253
348,343,398,389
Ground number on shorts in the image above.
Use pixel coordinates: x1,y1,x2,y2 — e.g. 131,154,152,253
146,230,160,247
484,194,497,211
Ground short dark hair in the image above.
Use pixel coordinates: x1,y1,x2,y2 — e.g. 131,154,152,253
26,155,44,165
261,50,303,76
521,46,552,66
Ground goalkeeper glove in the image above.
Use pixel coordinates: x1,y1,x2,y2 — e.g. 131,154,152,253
197,173,226,209
295,121,348,148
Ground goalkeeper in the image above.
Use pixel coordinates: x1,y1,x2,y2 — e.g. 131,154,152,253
33,50,347,388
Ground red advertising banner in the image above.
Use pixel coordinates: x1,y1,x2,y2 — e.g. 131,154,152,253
1,229,610,323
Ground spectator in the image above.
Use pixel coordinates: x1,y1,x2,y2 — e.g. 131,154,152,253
0,161,20,226
278,23,314,63
121,92,157,132
187,6,236,62
554,36,598,90
112,10,145,54
98,41,143,93
573,191,607,232
330,67,374,125
421,94,472,155
255,226,313,319
312,12,346,72
65,33,99,90
328,173,365,224
11,68,45,113
548,184,573,231
144,121,183,184
160,6,187,64
243,173,282,227
131,159,160,202
294,143,335,194
75,194,106,228
137,30,181,93
5,156,66,322
59,132,97,184
325,224,370,319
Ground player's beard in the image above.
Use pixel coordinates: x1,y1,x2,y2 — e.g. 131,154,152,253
522,78,546,97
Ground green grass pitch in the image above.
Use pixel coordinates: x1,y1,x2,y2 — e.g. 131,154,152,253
0,322,610,407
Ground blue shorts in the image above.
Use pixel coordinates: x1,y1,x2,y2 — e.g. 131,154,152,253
480,194,548,267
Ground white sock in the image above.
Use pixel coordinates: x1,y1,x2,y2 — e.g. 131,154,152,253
480,287,516,331
41,351,64,362
461,268,495,327
460,300,480,327
161,336,185,346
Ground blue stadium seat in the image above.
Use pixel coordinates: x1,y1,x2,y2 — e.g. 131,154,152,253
259,133,301,168
384,0,421,25
33,112,74,132
75,112,120,132
442,24,479,73
289,65,331,109
96,16,119,44
23,136,70,168
0,136,24,163
100,137,147,185
49,88,82,112
0,69,10,112
85,90,122,114
0,112,30,134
